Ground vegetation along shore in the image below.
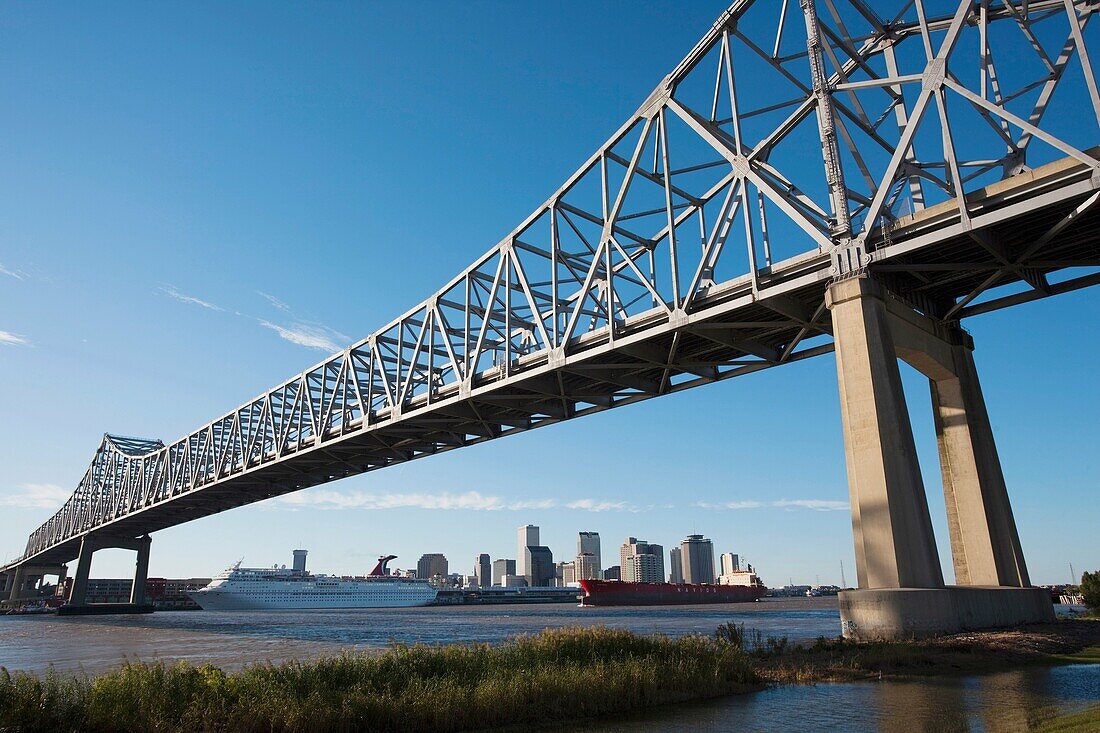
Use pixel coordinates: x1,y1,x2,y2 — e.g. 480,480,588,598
1,620,1097,733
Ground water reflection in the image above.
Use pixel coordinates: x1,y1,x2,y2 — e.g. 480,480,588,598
566,664,1099,733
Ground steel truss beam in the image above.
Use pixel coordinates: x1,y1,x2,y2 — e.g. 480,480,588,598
8,0,1099,569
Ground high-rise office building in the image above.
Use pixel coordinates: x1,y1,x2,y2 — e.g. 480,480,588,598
475,554,492,588
557,561,577,585
631,553,664,583
416,553,449,580
525,546,554,587
680,535,715,584
669,547,684,583
577,532,601,576
720,552,740,576
575,552,600,581
517,525,539,578
603,565,621,581
619,537,665,583
492,558,516,586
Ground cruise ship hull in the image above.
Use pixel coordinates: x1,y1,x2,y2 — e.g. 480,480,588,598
190,580,438,610
579,579,767,606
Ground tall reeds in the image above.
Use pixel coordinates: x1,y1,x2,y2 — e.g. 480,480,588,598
0,627,759,733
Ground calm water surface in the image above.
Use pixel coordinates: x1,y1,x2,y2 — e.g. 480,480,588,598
0,597,837,674
573,664,1100,733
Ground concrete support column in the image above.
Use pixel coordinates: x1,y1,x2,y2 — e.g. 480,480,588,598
130,535,151,606
7,566,26,601
69,536,95,606
931,343,1029,587
826,276,944,589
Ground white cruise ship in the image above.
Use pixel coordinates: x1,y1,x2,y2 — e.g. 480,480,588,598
189,551,437,610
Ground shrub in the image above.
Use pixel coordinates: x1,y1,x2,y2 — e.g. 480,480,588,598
1081,570,1100,613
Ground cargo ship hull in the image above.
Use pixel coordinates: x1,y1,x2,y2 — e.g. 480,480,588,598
579,579,767,606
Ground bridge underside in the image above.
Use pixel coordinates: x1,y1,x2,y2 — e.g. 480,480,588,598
9,149,1099,572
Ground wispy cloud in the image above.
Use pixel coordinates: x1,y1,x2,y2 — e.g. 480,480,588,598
271,489,636,512
0,263,27,280
566,498,636,512
259,320,348,352
694,498,847,512
257,291,292,313
160,285,222,311
773,499,848,511
0,330,30,346
0,483,69,509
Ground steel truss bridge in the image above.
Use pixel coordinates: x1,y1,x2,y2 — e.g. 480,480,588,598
6,0,1100,574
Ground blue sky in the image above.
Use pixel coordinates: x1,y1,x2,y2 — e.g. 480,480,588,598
0,2,1096,587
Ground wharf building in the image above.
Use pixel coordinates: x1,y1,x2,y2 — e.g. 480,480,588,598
416,553,448,580
517,525,539,578
62,577,211,610
669,547,684,584
475,554,491,588
680,535,716,584
525,546,554,587
619,538,664,583
492,559,515,586
577,532,601,577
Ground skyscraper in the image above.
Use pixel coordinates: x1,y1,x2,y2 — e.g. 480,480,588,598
525,546,554,587
720,552,740,576
619,537,664,583
631,553,663,583
575,552,600,581
669,547,684,583
475,554,491,588
492,558,516,586
577,532,601,576
517,525,539,578
681,535,715,584
416,553,449,580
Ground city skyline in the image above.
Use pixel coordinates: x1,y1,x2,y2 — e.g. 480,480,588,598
1,2,1097,588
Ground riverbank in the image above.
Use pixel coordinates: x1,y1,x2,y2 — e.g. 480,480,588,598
755,618,1100,683
1,620,1096,733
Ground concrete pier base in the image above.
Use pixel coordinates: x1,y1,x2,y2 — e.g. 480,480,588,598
839,586,1055,640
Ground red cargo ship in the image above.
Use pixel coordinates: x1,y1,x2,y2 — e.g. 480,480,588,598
578,576,768,606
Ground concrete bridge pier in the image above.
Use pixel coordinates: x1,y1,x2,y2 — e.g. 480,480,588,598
826,276,1053,640
3,563,67,607
66,533,154,613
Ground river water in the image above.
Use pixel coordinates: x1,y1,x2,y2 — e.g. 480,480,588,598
1,598,1096,731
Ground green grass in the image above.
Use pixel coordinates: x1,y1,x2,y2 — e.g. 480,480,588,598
0,628,759,733
1034,705,1100,733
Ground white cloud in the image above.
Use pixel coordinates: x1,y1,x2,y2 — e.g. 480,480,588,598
160,285,222,311
0,330,30,346
693,498,847,512
260,320,348,352
773,499,848,511
0,263,26,280
258,291,292,313
0,483,69,509
565,498,635,512
270,489,635,512
694,500,764,510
